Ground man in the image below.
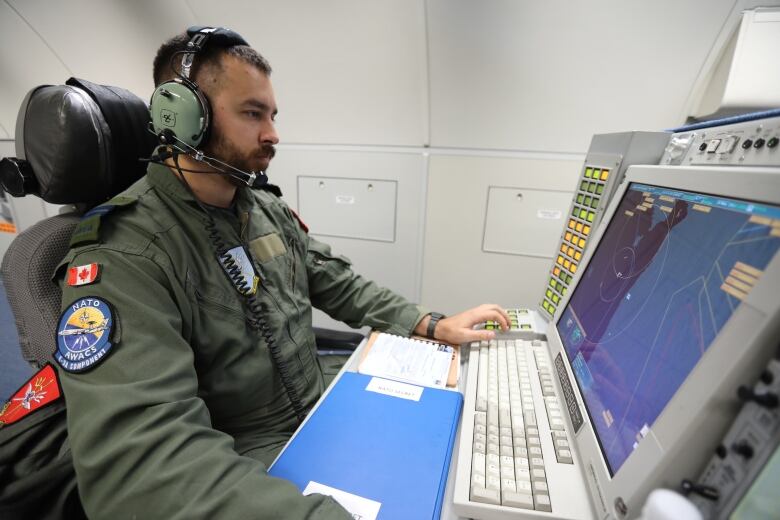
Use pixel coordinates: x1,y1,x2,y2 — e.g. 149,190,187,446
55,29,510,518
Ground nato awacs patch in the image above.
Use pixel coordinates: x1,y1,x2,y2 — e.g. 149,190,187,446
55,297,116,373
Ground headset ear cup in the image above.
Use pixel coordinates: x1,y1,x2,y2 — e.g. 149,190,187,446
149,79,209,148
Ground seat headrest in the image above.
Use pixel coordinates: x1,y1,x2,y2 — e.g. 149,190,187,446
0,78,157,206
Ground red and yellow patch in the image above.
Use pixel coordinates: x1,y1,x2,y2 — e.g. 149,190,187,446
0,364,61,427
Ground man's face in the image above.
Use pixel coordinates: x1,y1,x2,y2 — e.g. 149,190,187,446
202,55,279,177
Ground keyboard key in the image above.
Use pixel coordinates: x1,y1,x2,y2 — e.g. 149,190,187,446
471,485,500,505
533,480,549,493
514,466,531,482
532,468,546,481
550,418,565,430
473,441,485,454
472,452,485,476
487,475,501,491
557,449,573,464
502,479,516,493
535,493,552,512
502,491,534,509
516,480,533,493
472,473,485,488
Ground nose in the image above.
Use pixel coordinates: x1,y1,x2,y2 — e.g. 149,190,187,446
262,120,279,145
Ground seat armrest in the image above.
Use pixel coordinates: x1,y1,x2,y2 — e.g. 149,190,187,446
313,327,365,354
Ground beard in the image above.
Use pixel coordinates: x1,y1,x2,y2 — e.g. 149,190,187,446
203,132,276,186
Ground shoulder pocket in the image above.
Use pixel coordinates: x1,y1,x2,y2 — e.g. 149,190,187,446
307,239,352,268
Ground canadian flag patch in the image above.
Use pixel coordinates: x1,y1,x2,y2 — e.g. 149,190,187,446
67,263,100,286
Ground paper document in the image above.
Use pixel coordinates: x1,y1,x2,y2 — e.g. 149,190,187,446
358,333,455,388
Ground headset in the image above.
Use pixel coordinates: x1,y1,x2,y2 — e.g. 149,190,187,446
148,26,266,187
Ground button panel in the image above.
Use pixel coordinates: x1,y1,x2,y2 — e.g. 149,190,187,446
661,115,780,167
541,164,608,317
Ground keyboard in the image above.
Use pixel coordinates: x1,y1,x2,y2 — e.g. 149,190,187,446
452,338,578,518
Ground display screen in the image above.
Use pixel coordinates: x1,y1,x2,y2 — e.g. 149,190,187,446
557,182,780,475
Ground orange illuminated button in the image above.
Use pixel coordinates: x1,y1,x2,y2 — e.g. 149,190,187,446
561,243,567,253
579,238,586,248
571,264,578,273
557,255,564,265
569,219,576,229
601,169,609,181
563,259,571,269
567,247,575,257
576,223,584,232
553,267,561,276
565,232,572,241
583,225,591,235
574,251,582,261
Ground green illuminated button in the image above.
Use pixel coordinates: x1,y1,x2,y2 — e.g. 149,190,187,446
572,207,579,216
552,294,560,304
579,209,588,219
596,184,604,194
549,278,556,287
585,168,593,178
577,194,584,203
584,196,592,205
546,289,553,298
518,309,528,314
556,282,563,292
566,275,573,283
486,324,494,330
563,287,567,295
591,198,599,208
588,183,596,193
521,324,531,329
587,211,595,222
547,306,554,316
580,181,588,190
542,300,550,310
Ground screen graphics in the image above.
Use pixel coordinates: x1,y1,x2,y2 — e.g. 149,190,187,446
558,182,780,474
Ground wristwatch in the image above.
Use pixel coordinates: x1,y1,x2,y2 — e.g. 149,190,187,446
426,312,446,340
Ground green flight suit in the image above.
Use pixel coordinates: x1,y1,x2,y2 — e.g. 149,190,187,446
55,162,428,519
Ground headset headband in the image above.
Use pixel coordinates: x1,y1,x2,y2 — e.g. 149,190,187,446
181,26,249,78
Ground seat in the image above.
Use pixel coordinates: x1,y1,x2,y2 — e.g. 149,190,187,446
0,77,156,367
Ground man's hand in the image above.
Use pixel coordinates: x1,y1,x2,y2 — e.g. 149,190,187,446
415,304,511,345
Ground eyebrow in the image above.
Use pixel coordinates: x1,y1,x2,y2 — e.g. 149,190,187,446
241,99,278,117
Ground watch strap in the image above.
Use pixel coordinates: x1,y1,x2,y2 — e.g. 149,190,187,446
426,312,445,339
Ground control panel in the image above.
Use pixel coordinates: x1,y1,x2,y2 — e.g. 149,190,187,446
539,132,670,319
686,355,780,519
661,114,780,167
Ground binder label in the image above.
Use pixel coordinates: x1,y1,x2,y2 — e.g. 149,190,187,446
366,377,423,402
303,481,381,520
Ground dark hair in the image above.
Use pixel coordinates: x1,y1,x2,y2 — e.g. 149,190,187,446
152,32,272,87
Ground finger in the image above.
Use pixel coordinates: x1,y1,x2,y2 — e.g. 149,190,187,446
459,328,495,344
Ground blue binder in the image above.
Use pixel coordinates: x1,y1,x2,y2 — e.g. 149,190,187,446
269,372,463,520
